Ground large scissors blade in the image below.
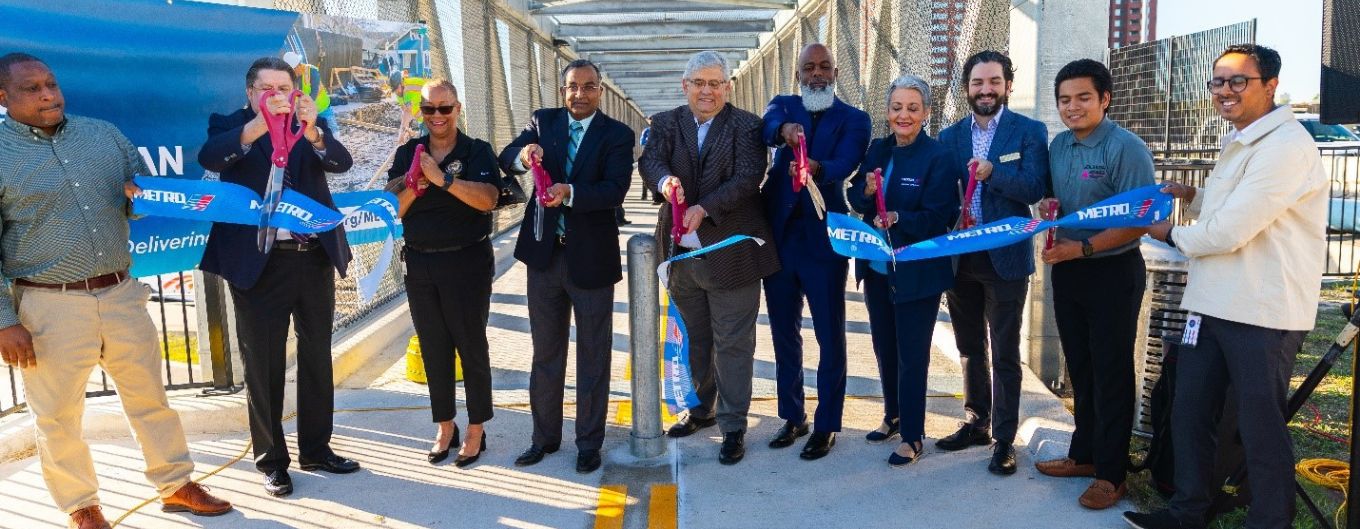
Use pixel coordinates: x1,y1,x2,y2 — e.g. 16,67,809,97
257,165,285,253
534,201,545,242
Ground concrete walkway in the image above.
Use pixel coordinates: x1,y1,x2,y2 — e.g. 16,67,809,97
0,192,1130,529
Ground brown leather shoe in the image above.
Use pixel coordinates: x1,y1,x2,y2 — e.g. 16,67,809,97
1079,479,1127,510
69,505,111,529
1035,457,1097,477
161,482,233,516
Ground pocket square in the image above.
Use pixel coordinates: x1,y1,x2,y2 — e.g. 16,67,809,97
999,152,1021,163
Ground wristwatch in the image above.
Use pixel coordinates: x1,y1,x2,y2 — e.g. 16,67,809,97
309,126,326,148
440,170,455,190
1080,238,1094,257
1165,227,1178,249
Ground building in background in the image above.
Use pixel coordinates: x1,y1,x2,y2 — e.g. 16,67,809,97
1109,0,1156,48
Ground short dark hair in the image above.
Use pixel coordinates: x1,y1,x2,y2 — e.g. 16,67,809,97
1054,58,1114,111
0,53,46,89
962,50,1014,83
1216,43,1282,81
245,57,297,88
560,59,601,85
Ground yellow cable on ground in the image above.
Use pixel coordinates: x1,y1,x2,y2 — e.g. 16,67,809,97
1297,458,1350,528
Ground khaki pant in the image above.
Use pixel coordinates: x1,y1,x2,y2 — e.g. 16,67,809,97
17,278,193,513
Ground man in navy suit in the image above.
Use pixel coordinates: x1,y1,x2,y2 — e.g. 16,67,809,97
198,57,359,497
759,43,871,460
498,59,634,474
934,50,1049,476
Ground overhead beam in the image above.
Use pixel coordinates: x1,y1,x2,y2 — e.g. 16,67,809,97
605,69,686,79
553,20,774,38
586,51,748,64
570,34,759,52
531,0,794,15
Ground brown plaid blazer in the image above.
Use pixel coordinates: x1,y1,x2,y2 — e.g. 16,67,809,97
639,103,780,289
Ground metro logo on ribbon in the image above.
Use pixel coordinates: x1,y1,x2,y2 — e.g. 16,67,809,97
830,184,1173,262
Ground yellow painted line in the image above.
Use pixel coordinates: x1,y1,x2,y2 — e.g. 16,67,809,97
593,484,628,529
648,483,678,529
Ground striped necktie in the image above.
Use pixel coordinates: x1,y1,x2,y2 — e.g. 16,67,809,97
558,120,584,236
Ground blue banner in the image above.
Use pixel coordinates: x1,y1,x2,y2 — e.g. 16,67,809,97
829,184,1174,262
661,292,700,414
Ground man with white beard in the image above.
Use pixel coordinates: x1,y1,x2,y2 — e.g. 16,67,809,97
758,42,871,460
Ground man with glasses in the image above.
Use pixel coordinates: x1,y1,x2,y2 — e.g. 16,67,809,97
498,59,634,474
1127,44,1329,529
758,42,871,460
199,56,358,497
640,50,778,465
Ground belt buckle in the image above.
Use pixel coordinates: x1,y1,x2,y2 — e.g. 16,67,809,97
556,234,567,246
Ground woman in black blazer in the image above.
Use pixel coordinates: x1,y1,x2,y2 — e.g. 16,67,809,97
847,74,960,466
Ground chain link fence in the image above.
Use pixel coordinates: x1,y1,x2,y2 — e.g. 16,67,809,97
732,0,1011,137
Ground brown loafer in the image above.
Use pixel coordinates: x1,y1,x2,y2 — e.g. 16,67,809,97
69,505,111,529
161,482,233,516
1035,457,1097,478
1078,479,1127,510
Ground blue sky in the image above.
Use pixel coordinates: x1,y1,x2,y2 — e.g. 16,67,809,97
1159,0,1323,101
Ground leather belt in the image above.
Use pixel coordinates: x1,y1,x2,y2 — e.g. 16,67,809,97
274,239,321,252
405,236,489,254
17,270,128,292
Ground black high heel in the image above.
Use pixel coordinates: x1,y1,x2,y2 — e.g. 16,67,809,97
454,431,487,468
428,423,461,464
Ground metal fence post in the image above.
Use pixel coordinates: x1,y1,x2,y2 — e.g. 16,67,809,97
627,234,666,459
196,271,239,392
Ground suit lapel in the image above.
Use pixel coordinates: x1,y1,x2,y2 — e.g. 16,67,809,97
697,105,730,165
811,100,846,159
569,112,607,182
677,107,701,189
548,109,571,183
989,112,1018,163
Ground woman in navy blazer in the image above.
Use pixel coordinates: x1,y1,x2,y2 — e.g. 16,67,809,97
847,75,960,466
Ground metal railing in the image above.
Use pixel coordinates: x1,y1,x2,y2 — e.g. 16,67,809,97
1155,145,1360,276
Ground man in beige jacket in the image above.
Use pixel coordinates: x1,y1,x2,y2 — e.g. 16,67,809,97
1128,44,1328,529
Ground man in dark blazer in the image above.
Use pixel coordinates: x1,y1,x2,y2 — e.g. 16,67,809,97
934,51,1049,476
198,57,359,497
759,43,871,460
498,59,634,474
640,51,779,465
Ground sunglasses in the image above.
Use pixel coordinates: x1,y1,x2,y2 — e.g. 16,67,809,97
420,105,457,116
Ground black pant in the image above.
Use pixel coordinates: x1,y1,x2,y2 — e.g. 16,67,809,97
1051,249,1145,485
404,242,495,424
1170,316,1305,529
527,248,614,451
945,252,1028,443
230,248,336,473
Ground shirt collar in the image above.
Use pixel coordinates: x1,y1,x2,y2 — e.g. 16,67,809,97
1227,105,1290,146
1071,117,1115,147
569,111,597,132
970,106,1005,132
2,115,67,140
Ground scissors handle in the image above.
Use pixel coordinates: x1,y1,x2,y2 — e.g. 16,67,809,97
406,144,427,196
258,89,308,169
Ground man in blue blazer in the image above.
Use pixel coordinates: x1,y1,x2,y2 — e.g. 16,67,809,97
759,43,871,460
934,51,1049,476
498,59,635,474
198,57,359,497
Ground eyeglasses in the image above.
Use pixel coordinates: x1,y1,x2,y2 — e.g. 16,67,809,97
251,84,293,93
420,105,457,115
686,79,727,91
562,84,601,94
1206,75,1263,93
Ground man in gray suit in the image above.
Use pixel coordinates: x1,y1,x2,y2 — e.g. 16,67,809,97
640,50,779,465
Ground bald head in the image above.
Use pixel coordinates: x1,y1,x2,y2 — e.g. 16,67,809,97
795,43,836,91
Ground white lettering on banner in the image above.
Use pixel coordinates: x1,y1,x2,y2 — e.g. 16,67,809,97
1076,203,1130,221
128,231,210,255
275,202,314,221
945,223,1016,241
138,189,188,205
136,146,185,177
827,227,884,245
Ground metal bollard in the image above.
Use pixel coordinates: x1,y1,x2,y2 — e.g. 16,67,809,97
627,234,666,459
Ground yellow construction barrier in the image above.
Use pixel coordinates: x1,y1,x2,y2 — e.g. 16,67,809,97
404,335,461,384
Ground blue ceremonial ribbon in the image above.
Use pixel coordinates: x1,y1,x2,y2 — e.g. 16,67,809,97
830,184,1174,262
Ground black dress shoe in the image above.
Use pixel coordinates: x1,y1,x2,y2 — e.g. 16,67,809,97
988,441,1017,475
799,432,836,460
576,449,602,473
667,415,717,438
719,430,745,465
934,422,991,451
768,420,810,449
263,470,293,497
299,454,361,474
429,424,462,464
1123,509,1205,529
454,432,487,468
514,443,560,467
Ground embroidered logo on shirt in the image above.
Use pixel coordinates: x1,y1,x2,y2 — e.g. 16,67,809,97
1081,164,1108,180
900,177,921,187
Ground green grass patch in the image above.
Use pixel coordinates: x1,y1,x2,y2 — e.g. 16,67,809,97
1125,298,1354,528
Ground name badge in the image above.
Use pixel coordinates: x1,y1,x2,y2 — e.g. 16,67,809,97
1182,314,1202,346
999,152,1021,163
